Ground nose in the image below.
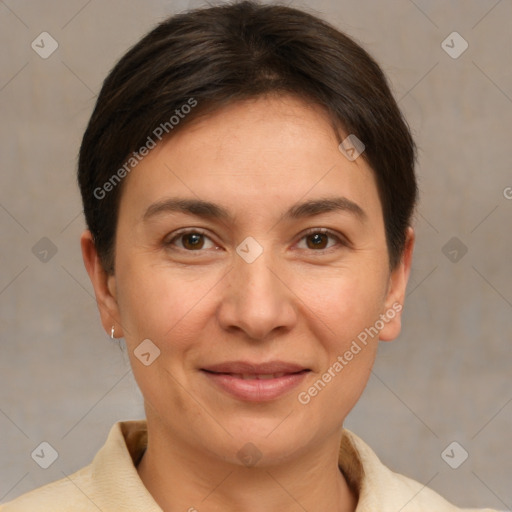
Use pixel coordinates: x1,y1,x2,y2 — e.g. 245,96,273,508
217,249,298,341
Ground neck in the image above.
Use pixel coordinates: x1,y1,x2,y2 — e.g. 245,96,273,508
136,419,357,512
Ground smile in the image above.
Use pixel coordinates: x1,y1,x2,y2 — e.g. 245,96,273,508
201,362,310,401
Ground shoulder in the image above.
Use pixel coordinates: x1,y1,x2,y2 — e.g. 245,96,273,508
0,420,153,512
0,464,96,512
340,429,500,512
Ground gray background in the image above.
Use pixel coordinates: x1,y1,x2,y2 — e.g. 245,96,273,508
0,0,511,509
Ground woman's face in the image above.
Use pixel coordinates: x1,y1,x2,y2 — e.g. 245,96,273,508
85,94,413,465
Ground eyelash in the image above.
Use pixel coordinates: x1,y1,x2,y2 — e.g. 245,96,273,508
297,228,348,251
165,227,347,254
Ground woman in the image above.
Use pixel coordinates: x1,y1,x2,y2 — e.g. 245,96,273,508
1,1,499,511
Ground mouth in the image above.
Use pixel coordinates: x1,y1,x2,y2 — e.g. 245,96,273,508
207,372,305,380
200,361,310,401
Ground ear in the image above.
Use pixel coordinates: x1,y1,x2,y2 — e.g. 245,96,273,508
379,227,415,342
80,230,123,338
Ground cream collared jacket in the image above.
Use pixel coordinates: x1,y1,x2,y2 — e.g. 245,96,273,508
0,420,499,511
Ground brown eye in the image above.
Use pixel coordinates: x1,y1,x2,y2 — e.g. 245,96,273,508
167,230,216,251
296,229,344,252
306,232,329,249
181,233,205,250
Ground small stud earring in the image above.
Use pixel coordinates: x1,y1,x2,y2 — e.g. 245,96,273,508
111,326,115,339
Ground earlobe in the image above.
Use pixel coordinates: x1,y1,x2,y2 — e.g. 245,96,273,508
80,230,123,338
379,227,415,342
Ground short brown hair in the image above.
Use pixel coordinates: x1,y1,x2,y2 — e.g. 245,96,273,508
78,0,417,273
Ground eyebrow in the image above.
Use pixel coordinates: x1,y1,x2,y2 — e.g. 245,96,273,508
285,196,366,221
143,197,231,222
142,196,366,223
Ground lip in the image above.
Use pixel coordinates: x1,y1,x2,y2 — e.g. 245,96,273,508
201,361,310,402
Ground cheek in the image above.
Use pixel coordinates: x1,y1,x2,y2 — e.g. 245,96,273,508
114,262,215,414
115,256,221,352
292,267,385,407
297,276,381,421
297,266,388,341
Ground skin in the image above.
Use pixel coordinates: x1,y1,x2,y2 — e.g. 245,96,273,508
82,94,414,512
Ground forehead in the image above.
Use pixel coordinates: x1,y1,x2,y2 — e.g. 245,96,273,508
117,95,383,227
